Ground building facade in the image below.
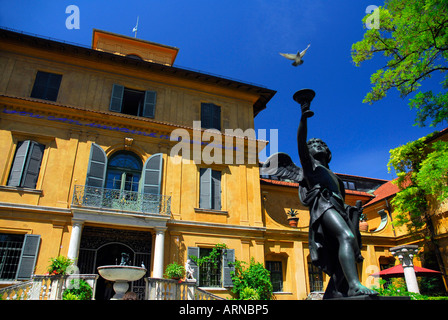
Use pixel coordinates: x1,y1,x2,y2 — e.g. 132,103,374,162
0,28,446,300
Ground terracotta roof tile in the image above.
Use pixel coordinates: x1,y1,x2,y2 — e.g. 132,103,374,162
364,180,400,206
260,178,374,198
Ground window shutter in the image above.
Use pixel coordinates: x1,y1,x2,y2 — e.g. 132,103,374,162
201,103,213,129
45,73,63,101
142,90,156,118
187,247,200,282
212,170,221,210
201,103,221,130
21,141,45,189
30,71,46,99
7,140,30,187
222,249,235,287
109,84,124,112
142,153,163,195
212,104,221,131
16,234,41,280
85,143,107,187
199,168,211,209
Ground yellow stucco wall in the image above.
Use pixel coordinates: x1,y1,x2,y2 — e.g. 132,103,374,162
0,31,268,296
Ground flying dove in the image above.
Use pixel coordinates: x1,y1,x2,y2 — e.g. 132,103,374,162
279,44,310,66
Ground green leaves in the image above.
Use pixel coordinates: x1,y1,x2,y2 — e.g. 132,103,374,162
230,258,273,300
352,0,448,127
190,243,227,268
47,256,74,276
63,279,93,300
164,262,186,279
388,131,448,233
411,79,448,127
417,140,448,202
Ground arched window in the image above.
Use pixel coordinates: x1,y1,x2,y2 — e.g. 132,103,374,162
106,151,142,192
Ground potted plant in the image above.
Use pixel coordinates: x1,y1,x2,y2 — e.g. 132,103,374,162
164,262,186,280
286,208,299,227
359,213,369,232
47,256,74,276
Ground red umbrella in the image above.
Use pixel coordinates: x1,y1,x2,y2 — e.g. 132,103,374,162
371,265,442,278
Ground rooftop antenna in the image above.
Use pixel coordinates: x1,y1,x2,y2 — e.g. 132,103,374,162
132,16,139,38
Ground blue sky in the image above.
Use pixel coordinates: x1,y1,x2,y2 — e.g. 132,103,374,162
1,0,446,180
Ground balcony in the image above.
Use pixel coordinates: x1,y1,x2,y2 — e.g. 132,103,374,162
72,185,171,216
0,276,223,300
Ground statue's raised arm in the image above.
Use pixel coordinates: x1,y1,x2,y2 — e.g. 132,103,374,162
294,89,316,185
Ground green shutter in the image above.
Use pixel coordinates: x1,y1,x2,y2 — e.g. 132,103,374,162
200,169,221,210
199,168,211,209
7,140,30,187
187,247,200,282
85,143,107,187
109,84,124,112
222,249,235,287
21,141,45,189
142,90,156,118
16,234,41,280
212,170,221,210
142,153,163,195
7,140,44,189
141,153,163,213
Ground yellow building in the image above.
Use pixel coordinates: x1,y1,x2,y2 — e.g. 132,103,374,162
0,27,275,300
0,27,446,300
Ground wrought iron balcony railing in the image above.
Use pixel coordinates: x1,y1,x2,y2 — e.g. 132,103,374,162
72,185,171,216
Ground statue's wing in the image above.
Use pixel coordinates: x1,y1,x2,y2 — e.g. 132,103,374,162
261,152,303,183
279,53,297,60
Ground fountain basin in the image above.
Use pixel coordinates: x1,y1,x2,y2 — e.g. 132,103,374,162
97,265,147,300
97,265,147,282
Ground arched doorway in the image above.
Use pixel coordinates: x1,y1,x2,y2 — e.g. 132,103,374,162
77,226,152,300
95,243,135,300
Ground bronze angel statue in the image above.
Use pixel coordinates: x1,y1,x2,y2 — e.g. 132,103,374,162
262,89,377,299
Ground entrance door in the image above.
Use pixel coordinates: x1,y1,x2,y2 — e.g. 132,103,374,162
77,226,152,300
95,243,134,300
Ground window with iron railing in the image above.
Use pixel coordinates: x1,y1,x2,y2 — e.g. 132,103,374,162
0,234,24,280
0,233,40,281
198,248,222,288
266,261,283,292
308,261,324,292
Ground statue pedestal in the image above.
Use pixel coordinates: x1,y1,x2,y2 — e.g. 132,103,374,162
185,278,197,283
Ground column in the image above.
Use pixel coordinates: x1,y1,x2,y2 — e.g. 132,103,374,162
67,220,84,261
153,228,166,279
390,245,420,294
293,241,308,300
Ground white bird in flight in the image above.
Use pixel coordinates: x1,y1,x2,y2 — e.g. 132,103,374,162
279,44,311,66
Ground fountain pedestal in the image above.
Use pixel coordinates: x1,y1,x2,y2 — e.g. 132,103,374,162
97,265,147,300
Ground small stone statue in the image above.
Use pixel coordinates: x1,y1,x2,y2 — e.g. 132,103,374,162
185,259,196,281
119,253,130,266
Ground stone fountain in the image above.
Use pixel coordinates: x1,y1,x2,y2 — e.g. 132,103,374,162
97,253,147,300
